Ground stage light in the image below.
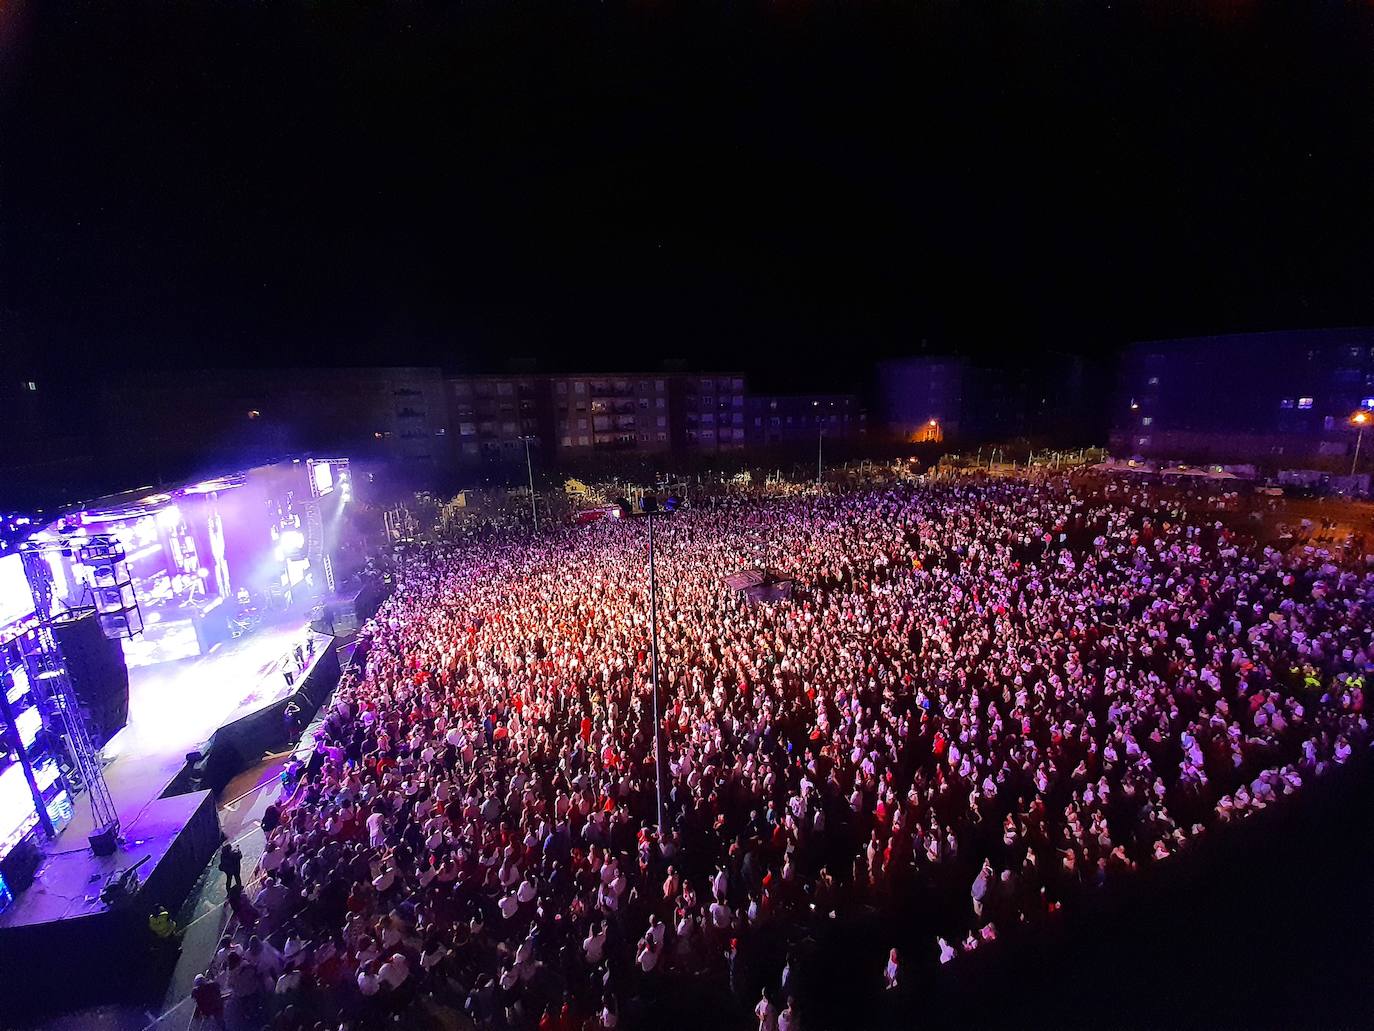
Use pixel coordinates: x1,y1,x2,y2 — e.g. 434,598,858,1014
280,529,306,553
156,506,181,531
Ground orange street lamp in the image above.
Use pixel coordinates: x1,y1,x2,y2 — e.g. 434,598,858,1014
1351,411,1370,476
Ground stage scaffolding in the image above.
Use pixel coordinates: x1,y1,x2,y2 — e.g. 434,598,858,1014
18,538,136,847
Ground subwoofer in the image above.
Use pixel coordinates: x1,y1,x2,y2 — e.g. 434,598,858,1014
51,610,130,747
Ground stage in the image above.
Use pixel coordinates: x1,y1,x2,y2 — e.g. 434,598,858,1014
0,617,340,1020
33,616,329,845
0,790,220,1017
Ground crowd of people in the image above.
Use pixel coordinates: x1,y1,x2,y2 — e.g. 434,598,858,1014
192,475,1371,1030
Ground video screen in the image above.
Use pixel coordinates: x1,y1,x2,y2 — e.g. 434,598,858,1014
312,461,334,496
0,555,33,632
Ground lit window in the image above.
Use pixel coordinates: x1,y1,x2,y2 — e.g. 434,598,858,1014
1298,397,1314,410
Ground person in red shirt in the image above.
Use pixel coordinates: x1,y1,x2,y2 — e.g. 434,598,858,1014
190,974,227,1029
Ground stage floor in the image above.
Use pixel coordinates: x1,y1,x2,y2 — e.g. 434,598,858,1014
0,790,212,930
61,617,327,842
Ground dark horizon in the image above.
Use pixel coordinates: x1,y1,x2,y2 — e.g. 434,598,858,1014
4,1,1374,394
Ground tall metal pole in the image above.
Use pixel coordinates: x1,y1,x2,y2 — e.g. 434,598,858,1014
1353,426,1365,477
523,437,538,533
647,511,664,831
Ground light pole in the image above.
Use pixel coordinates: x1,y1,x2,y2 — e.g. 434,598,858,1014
1351,412,1369,477
519,436,538,533
611,494,683,832
647,508,662,829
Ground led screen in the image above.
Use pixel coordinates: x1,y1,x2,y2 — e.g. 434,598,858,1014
312,462,334,496
0,555,33,631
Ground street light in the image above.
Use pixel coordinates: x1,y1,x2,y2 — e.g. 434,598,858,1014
1351,411,1369,476
518,436,539,532
611,493,683,832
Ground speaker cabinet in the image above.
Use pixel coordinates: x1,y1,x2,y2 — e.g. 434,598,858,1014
51,610,130,747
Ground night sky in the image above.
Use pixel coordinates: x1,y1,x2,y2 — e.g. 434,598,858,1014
3,1,1373,392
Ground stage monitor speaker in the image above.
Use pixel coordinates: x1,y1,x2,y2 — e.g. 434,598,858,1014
325,588,363,635
51,610,130,747
0,834,42,893
88,823,119,857
192,603,234,654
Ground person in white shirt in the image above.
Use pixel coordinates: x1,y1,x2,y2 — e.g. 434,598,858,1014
367,808,387,848
883,947,900,990
599,994,618,1028
710,895,733,930
274,966,303,996
378,952,410,991
584,922,607,964
357,963,381,997
755,988,778,1031
937,936,956,964
420,941,449,973
636,936,659,973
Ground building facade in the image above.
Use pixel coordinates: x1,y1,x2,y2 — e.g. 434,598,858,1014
1112,328,1374,465
550,374,672,455
448,375,554,464
877,357,965,440
745,393,867,445
672,373,748,453
445,372,750,466
878,353,1095,445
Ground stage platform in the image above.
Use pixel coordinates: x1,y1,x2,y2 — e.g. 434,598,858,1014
0,617,342,1020
63,617,337,841
0,790,220,1018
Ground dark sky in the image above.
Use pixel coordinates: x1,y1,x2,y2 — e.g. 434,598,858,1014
3,1,1373,392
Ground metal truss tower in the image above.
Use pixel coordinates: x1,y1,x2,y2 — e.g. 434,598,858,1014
19,541,123,842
